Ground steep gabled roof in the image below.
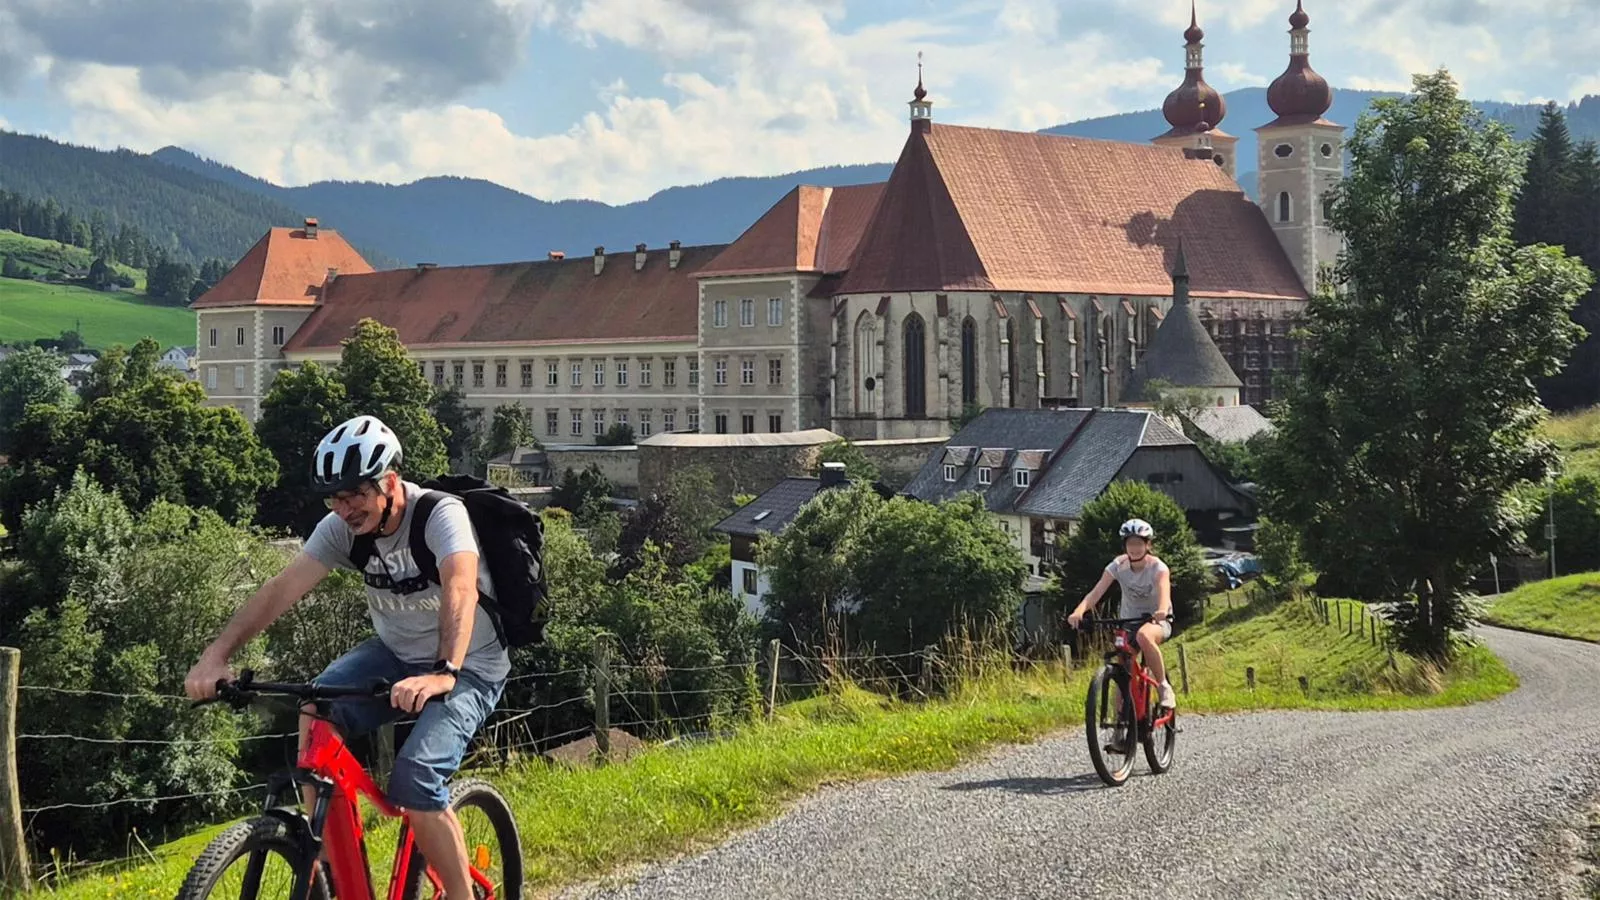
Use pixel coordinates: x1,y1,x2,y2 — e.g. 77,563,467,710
281,244,726,351
1123,244,1243,401
192,224,373,309
697,183,885,278
834,124,1307,300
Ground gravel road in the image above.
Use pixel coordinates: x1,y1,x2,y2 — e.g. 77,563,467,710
561,626,1600,900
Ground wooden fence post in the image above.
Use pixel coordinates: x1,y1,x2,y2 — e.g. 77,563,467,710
593,635,611,759
1297,675,1310,694
1059,644,1073,674
1336,602,1343,630
918,645,937,696
1177,644,1190,696
764,639,781,721
1245,666,1256,691
1,647,31,894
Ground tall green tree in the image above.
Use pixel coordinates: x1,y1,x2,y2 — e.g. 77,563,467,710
430,385,481,469
1263,70,1593,659
0,337,279,530
0,345,72,455
256,362,348,535
1514,101,1576,249
485,402,535,460
336,318,448,479
146,260,196,306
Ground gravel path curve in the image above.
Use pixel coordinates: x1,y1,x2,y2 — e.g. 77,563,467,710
561,626,1600,900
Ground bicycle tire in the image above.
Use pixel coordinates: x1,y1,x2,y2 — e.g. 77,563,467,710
175,815,330,900
399,778,525,900
1143,704,1177,774
1085,667,1137,787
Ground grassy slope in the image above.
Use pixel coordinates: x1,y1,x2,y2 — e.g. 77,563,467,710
0,278,194,351
40,597,1517,897
1483,572,1600,643
1543,406,1600,481
0,230,145,290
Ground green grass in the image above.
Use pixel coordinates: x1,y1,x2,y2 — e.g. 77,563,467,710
0,230,145,291
0,278,194,351
1483,571,1600,643
37,596,1519,898
1544,406,1600,480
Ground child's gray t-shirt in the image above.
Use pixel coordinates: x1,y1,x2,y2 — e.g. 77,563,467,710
1105,554,1170,619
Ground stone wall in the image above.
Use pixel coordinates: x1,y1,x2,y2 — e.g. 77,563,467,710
856,437,945,491
545,445,641,498
637,430,838,502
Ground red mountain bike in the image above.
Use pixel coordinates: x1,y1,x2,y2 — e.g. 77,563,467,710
1080,615,1178,787
178,670,523,899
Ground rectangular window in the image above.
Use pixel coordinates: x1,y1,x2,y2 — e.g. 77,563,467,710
452,362,464,387
715,360,728,386
593,361,604,387
545,362,558,387
206,367,217,389
616,359,628,387
570,409,583,436
978,467,993,486
495,361,507,388
741,359,754,385
663,359,677,387
768,297,783,326
687,410,700,432
740,298,754,327
689,359,700,386
472,362,485,388
571,363,582,387
639,410,652,437
271,325,285,346
546,409,559,436
519,362,533,388
233,366,245,390
593,408,606,435
768,358,781,386
742,568,758,596
741,413,755,434
616,409,628,427
209,328,217,348
1014,469,1031,488
943,464,957,482
714,413,728,434
713,300,728,328
433,362,445,386
639,360,652,387
768,414,781,433
236,326,246,346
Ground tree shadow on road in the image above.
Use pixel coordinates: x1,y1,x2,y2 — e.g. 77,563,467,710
939,772,1122,795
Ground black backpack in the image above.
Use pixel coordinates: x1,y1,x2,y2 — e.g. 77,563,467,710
350,474,550,647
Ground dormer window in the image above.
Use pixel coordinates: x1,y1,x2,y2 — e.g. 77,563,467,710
977,467,992,486
1014,469,1031,488
943,464,956,482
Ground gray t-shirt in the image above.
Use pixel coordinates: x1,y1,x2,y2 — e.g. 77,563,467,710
1105,554,1170,619
304,481,511,682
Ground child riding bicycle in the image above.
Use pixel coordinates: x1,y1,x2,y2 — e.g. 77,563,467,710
1066,518,1177,709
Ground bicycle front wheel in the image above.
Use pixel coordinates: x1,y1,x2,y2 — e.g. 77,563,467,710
400,778,524,900
175,815,329,900
1085,666,1137,787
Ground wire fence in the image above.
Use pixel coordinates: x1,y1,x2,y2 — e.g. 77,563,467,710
0,595,1398,890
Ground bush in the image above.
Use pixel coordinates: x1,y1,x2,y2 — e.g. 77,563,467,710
1521,473,1600,576
1255,516,1310,599
1047,480,1209,634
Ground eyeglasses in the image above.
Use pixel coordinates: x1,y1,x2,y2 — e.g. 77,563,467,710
323,487,374,510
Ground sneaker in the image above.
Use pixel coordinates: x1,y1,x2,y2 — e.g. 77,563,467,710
1158,681,1177,709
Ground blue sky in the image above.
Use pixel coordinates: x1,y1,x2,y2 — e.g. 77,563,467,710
1,0,1597,204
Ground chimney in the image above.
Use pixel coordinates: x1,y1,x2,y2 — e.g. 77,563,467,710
635,242,647,271
593,246,606,276
669,239,682,270
303,217,319,239
416,262,437,272
820,461,849,488
548,250,566,261
325,267,339,284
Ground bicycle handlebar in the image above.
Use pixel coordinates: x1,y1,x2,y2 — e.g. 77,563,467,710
1075,613,1174,629
191,669,395,710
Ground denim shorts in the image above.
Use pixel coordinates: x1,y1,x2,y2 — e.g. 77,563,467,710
314,637,505,812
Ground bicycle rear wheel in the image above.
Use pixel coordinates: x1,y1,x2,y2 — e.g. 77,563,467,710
1085,666,1137,786
175,815,329,900
400,779,524,900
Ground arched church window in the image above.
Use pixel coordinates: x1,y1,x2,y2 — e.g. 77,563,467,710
903,313,926,418
1277,192,1292,223
961,317,978,407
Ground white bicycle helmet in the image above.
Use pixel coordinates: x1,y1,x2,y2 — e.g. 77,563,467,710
1119,518,1155,540
310,415,403,495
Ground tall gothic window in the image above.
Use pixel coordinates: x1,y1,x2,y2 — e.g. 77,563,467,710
1277,191,1292,223
961,317,978,406
854,312,876,415
1006,319,1018,408
903,313,927,418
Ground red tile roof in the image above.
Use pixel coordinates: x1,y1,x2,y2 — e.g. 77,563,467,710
697,183,885,278
280,245,727,352
192,225,374,309
834,124,1308,301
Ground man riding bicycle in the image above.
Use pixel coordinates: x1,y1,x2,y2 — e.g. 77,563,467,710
1066,518,1177,709
184,414,507,899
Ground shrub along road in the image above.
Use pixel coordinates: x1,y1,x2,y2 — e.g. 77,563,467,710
566,626,1600,900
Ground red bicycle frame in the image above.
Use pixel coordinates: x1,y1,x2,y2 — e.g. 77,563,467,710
1108,625,1176,732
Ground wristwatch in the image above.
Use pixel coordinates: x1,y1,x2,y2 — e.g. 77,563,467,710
432,659,461,678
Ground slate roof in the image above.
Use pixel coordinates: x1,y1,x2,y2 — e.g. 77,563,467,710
1122,244,1242,401
713,477,830,539
833,123,1308,299
902,408,1197,520
1189,406,1274,444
